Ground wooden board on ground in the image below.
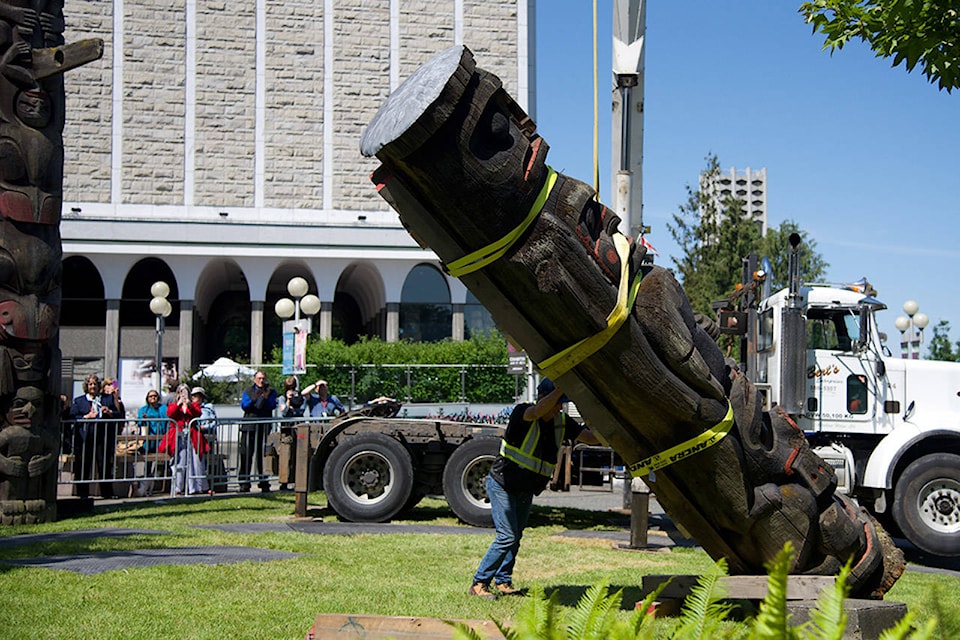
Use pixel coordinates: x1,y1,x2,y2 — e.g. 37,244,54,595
307,614,505,639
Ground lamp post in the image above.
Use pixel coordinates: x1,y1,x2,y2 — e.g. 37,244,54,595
895,300,929,360
149,281,173,390
274,277,321,374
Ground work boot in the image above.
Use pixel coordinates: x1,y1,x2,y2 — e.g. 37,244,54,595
468,582,496,600
495,582,522,596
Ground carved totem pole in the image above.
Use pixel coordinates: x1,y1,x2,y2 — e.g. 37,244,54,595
0,1,102,524
361,45,905,597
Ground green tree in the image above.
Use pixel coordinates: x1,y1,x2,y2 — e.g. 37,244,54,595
668,153,763,315
927,319,960,361
800,1,960,92
760,219,830,289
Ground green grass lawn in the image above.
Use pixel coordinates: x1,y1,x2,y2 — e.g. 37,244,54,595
0,494,954,639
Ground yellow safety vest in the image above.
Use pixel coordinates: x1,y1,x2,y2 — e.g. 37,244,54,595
499,413,566,477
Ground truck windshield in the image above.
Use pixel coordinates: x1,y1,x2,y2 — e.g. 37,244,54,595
806,309,856,352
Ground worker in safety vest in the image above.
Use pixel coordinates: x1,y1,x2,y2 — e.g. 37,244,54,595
469,377,597,599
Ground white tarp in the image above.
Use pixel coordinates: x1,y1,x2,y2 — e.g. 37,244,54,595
193,357,257,381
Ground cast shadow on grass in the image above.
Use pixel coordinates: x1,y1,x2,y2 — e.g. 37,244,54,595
545,583,648,610
894,537,960,572
528,504,629,530
56,493,291,525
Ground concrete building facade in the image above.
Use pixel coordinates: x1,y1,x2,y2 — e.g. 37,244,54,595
59,0,535,387
700,166,768,235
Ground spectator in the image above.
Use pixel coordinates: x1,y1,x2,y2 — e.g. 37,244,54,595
190,386,221,490
69,374,119,499
191,386,218,434
102,378,126,419
135,389,167,496
279,376,305,418
160,383,209,495
301,379,345,418
239,370,277,492
274,376,303,491
137,390,167,452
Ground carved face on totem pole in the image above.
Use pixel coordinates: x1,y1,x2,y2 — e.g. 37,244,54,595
0,1,102,524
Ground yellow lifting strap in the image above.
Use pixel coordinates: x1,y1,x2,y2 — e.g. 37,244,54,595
446,167,558,278
537,232,642,381
628,402,735,478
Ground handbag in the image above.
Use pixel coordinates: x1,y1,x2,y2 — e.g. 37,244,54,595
116,438,145,456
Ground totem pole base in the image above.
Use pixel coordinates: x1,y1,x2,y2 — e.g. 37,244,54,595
640,574,906,639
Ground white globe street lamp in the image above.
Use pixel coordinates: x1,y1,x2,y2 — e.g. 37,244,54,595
896,301,930,360
276,277,320,376
274,297,296,320
150,281,172,390
276,277,319,323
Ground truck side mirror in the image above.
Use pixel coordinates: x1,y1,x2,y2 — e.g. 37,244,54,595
717,310,747,336
858,306,870,353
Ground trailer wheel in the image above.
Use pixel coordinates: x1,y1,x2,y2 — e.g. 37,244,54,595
323,433,414,523
443,437,499,527
892,453,960,556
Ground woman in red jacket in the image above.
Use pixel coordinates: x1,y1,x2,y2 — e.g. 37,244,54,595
160,384,210,494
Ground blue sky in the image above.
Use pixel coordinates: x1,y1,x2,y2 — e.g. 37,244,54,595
532,1,959,356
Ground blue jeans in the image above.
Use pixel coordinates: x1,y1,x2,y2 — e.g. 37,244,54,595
473,475,534,585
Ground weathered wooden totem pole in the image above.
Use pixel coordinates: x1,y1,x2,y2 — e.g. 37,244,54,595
0,1,102,524
361,45,905,597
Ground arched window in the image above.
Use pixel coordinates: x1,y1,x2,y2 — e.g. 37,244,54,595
400,264,451,342
464,291,497,339
120,258,178,327
61,256,105,326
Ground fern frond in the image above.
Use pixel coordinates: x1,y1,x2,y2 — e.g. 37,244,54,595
675,556,731,639
565,580,622,640
628,578,671,638
750,542,796,640
506,583,557,639
927,585,958,638
802,556,850,640
877,611,938,640
493,619,522,640
446,619,489,640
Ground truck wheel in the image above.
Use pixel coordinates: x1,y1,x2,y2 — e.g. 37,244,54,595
323,433,414,523
892,453,960,556
443,437,499,527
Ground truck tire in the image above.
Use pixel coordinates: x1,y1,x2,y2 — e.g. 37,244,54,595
323,433,414,523
892,453,960,556
443,437,498,527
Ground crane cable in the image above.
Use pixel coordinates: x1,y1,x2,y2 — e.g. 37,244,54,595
593,0,600,197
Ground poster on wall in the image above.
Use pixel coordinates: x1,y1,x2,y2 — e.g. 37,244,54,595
120,357,179,411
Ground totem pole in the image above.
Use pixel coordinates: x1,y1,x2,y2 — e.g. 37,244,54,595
0,1,102,524
361,45,905,597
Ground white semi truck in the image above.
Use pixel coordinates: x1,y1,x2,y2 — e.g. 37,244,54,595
718,234,960,557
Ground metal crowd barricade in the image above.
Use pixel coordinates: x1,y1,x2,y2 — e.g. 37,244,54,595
58,416,179,498
58,413,334,499
180,414,317,495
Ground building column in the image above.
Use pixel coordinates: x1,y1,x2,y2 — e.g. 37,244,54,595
452,303,464,341
104,299,120,379
386,302,399,343
319,301,333,340
250,300,264,365
178,300,194,373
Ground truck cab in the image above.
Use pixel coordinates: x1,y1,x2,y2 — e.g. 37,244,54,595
748,280,960,556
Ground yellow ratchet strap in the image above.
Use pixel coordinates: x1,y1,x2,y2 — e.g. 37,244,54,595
537,232,642,381
445,167,558,278
628,402,735,478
